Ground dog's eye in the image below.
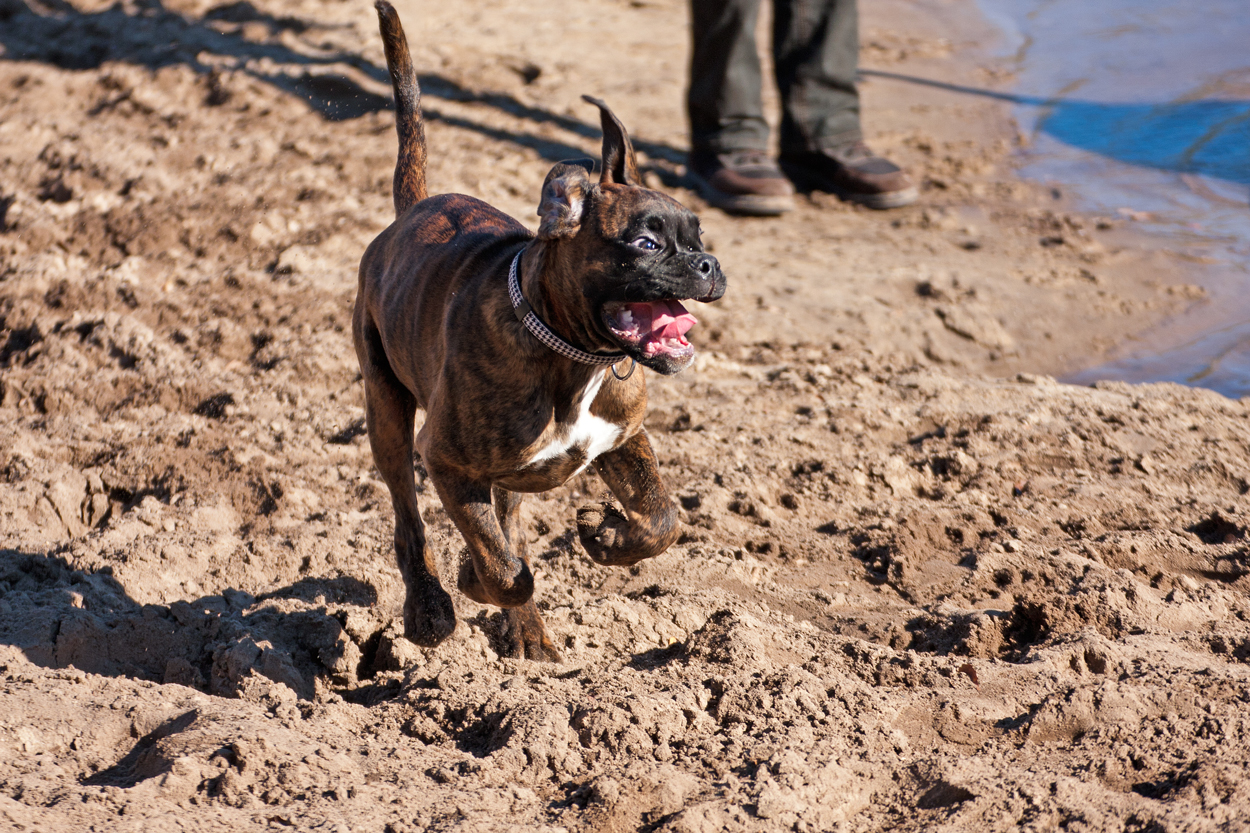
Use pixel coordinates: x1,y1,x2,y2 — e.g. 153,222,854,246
631,236,659,251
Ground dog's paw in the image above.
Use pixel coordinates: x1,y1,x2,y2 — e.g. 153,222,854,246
456,554,533,608
456,555,492,605
489,558,534,608
501,602,561,663
576,501,637,566
402,577,457,647
458,555,534,608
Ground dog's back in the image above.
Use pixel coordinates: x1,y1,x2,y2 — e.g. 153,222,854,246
357,193,529,404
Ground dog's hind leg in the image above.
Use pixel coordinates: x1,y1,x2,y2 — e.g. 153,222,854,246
577,430,680,567
356,322,457,647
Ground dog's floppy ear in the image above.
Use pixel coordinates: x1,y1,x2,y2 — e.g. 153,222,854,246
537,159,594,239
582,95,640,186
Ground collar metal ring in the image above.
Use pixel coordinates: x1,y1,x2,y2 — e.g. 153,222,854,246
611,359,637,381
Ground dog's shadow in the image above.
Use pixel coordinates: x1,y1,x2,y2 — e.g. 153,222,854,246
0,548,381,701
0,0,689,185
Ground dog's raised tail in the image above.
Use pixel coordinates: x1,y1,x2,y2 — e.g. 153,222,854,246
375,0,427,214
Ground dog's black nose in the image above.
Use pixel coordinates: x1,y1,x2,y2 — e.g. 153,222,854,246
691,253,725,303
692,254,717,277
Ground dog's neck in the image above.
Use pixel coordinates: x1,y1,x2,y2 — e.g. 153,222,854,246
518,243,620,363
517,243,558,327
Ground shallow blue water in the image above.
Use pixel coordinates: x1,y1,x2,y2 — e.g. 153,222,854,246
975,0,1250,397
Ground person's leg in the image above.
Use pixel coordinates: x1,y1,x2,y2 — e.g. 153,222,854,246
688,0,769,154
687,0,795,215
773,0,862,154
774,0,918,208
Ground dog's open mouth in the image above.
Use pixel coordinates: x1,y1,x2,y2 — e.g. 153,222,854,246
604,300,698,358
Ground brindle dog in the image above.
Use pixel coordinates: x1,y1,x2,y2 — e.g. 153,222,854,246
354,1,725,660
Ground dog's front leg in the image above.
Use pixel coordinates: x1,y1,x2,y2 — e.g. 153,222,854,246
428,470,535,609
454,486,560,661
494,486,561,661
577,430,681,567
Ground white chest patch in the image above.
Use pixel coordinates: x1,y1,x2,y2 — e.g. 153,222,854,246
523,372,621,474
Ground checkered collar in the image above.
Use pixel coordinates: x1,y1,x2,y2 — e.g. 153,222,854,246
507,251,628,367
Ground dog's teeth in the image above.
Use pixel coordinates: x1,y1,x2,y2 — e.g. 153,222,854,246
620,310,633,326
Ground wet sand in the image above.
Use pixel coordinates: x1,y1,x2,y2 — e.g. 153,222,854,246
973,0,1250,396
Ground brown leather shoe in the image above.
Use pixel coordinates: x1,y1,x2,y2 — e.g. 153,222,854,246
688,149,795,216
780,142,918,209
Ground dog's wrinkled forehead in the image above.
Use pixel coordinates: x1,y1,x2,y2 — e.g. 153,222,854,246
592,184,699,239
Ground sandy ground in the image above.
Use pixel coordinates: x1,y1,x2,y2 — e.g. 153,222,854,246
2,0,1249,830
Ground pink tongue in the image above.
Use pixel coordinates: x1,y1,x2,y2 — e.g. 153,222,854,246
643,300,697,340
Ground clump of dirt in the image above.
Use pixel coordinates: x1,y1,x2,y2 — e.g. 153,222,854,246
4,0,1250,830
